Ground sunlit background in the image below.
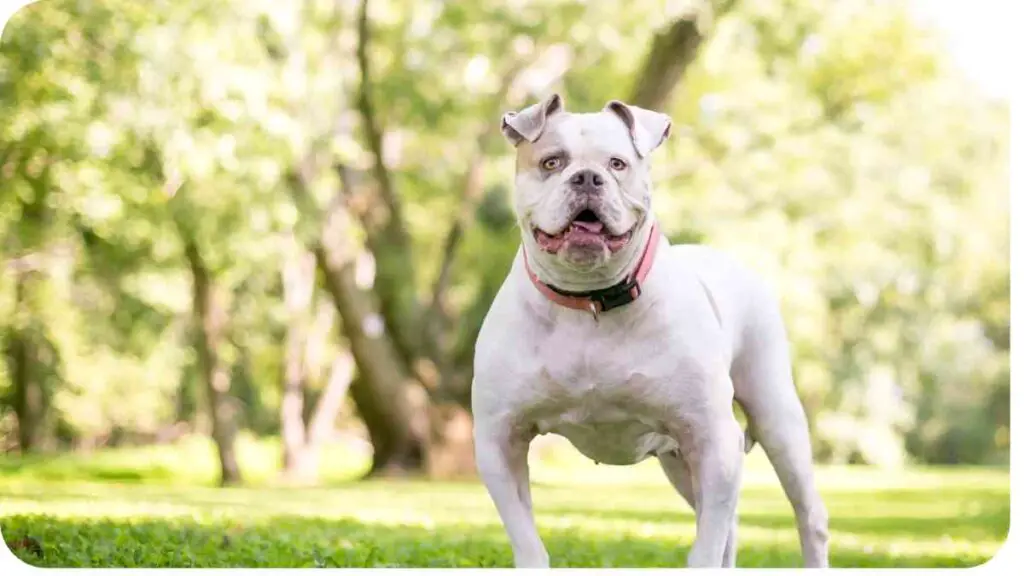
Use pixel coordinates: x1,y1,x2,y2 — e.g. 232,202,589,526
0,0,1010,568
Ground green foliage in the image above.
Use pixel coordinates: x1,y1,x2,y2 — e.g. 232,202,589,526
652,0,1009,466
0,0,1009,466
0,443,1010,567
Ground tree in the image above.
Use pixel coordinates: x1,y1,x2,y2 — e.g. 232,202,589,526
305,0,742,477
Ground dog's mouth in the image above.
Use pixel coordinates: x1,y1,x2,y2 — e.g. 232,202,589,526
533,209,634,254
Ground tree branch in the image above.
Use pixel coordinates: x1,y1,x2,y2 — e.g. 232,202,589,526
289,157,441,398
306,352,355,443
628,0,740,110
347,0,428,368
423,62,530,334
629,18,703,110
355,0,407,240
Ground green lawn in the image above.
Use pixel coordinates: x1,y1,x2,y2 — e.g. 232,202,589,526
0,436,1010,568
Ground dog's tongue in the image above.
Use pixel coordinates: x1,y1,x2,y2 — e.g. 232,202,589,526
571,220,604,234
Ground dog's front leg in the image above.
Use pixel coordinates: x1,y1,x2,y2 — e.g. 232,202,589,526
475,423,548,568
684,417,744,568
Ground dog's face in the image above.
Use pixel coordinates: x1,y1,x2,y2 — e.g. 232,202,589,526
502,94,671,287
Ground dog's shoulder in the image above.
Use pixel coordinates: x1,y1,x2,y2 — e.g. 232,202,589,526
663,242,777,303
658,242,785,356
472,250,543,366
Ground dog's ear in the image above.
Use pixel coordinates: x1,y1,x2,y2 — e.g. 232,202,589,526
604,101,672,158
500,93,564,146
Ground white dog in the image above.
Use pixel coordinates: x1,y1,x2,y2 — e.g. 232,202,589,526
471,94,830,568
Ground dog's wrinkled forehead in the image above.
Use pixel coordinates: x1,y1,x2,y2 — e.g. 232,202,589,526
519,113,636,168
500,94,672,165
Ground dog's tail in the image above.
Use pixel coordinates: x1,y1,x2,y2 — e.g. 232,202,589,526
743,427,757,454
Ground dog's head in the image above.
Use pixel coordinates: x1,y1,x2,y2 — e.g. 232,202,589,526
501,94,672,290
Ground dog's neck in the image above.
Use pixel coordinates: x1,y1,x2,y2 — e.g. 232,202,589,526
521,218,659,304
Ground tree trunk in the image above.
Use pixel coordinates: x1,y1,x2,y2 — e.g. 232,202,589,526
287,164,429,479
278,244,359,485
8,279,41,453
280,243,317,482
306,352,354,444
426,402,477,479
183,239,242,486
280,322,313,481
11,343,47,454
310,188,429,477
5,267,51,454
5,165,56,454
313,240,429,477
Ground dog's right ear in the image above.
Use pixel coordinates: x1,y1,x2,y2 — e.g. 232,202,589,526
500,93,564,147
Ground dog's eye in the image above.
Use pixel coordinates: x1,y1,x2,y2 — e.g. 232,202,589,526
540,156,563,171
609,157,628,171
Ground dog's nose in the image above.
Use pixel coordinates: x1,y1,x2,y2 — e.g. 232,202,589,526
569,169,604,193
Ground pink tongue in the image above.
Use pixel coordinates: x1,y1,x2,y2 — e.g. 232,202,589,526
571,220,604,233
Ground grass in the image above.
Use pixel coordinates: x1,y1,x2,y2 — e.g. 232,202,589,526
0,435,1011,568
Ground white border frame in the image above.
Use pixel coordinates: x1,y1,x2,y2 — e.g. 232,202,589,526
0,0,1019,573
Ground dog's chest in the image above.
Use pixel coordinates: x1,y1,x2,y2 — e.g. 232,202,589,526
526,324,682,465
534,401,680,466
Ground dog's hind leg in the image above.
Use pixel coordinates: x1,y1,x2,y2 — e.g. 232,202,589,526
732,335,830,568
658,451,740,567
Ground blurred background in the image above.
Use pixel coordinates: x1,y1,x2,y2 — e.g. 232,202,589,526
0,0,1009,489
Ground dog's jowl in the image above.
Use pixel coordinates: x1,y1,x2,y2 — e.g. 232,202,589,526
471,94,830,568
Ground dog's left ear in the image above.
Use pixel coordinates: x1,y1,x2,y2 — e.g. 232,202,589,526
604,101,672,159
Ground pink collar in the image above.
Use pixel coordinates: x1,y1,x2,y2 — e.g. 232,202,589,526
524,221,661,319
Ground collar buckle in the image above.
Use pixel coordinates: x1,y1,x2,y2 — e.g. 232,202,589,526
588,276,641,313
